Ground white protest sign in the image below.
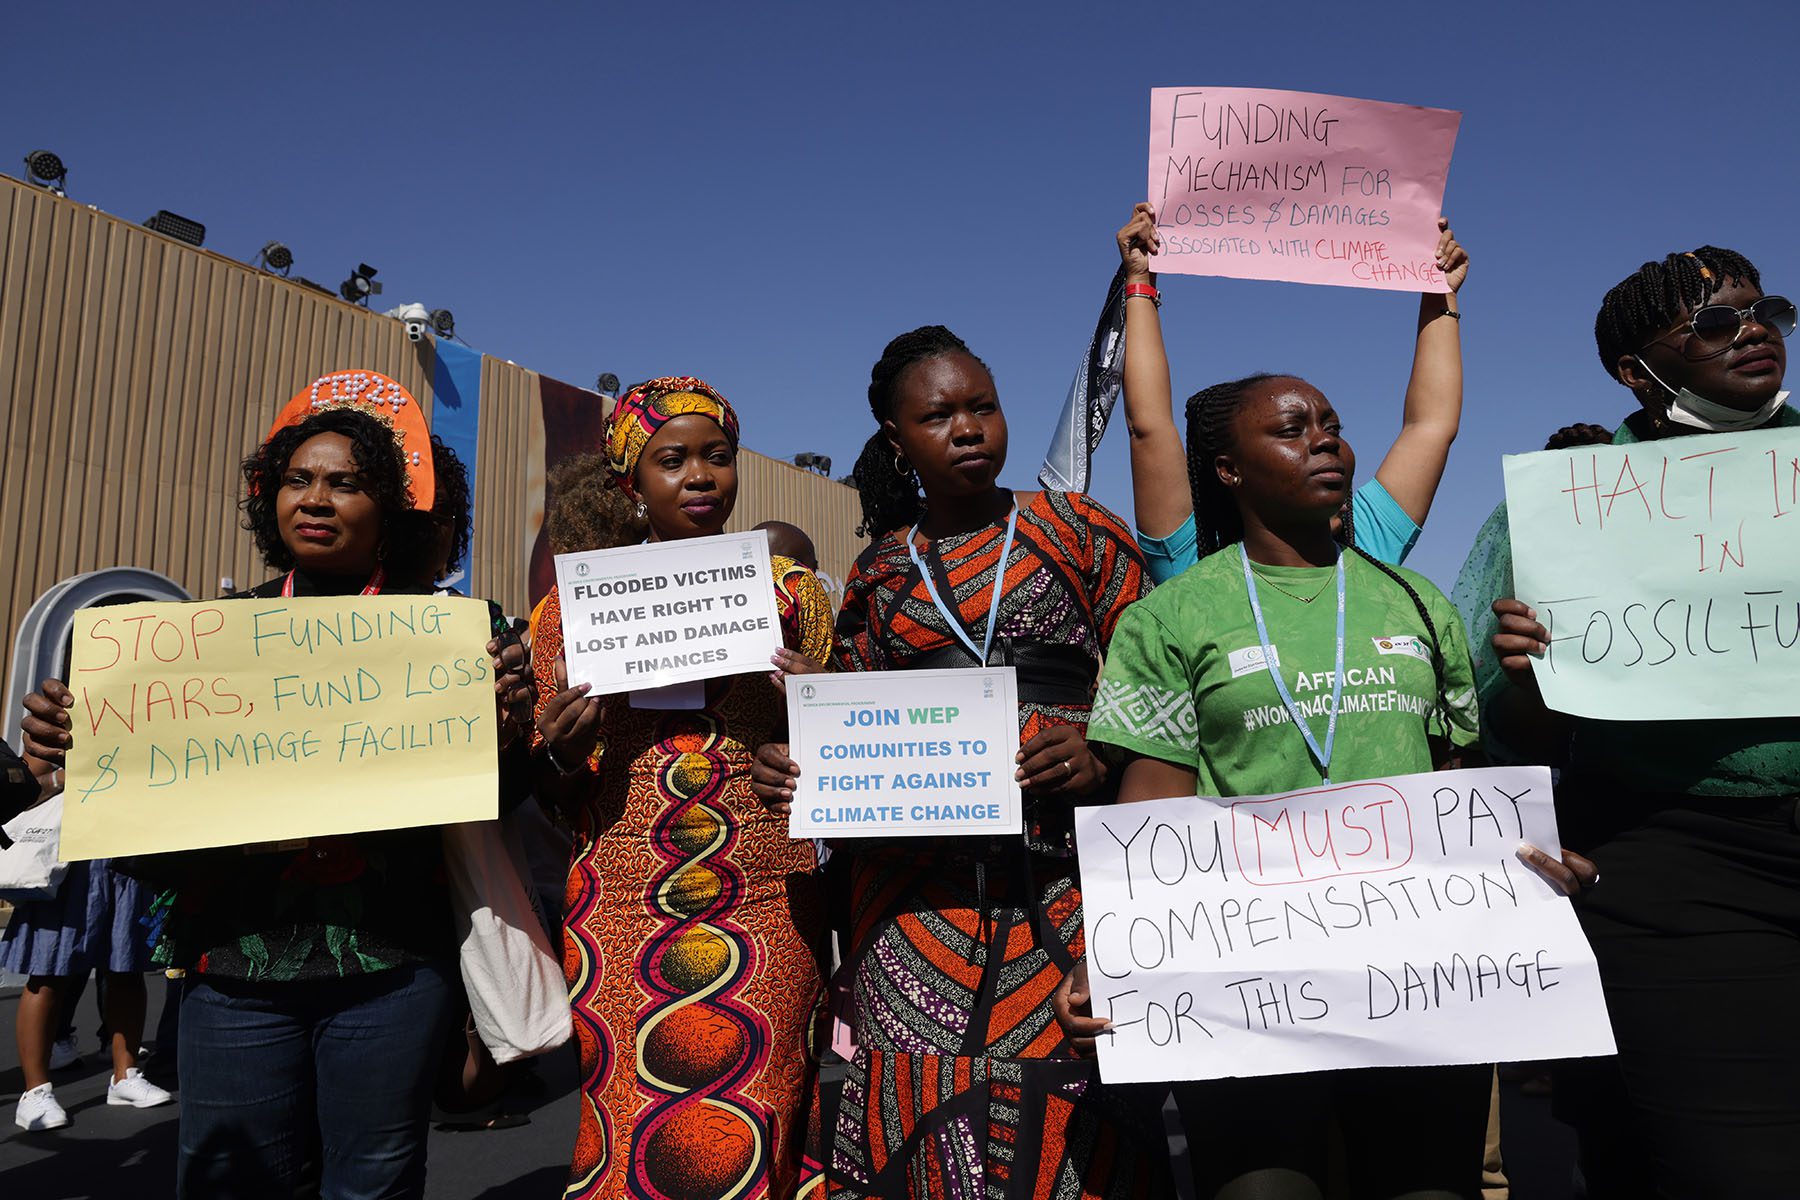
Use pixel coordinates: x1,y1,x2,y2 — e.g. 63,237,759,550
786,667,1022,838
1074,766,1614,1084
1503,424,1800,719
554,530,782,695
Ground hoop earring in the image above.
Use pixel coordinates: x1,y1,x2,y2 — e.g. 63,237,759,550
634,499,648,522
893,453,910,478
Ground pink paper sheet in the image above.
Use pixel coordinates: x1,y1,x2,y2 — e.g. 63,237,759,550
1147,87,1461,292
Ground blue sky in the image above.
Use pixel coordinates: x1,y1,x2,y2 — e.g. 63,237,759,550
7,1,1798,591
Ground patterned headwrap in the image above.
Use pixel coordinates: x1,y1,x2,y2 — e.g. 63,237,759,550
603,376,739,497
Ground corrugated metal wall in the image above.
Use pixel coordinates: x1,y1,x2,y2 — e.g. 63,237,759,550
0,174,864,675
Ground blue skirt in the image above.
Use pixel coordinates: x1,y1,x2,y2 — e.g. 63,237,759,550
0,859,152,976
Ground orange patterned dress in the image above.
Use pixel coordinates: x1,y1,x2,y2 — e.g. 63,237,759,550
532,556,833,1200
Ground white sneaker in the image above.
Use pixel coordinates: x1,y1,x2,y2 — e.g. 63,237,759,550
106,1068,172,1109
15,1084,69,1130
48,1036,83,1071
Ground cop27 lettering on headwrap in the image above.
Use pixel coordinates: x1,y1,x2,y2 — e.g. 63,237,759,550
1147,87,1460,292
59,596,500,860
1072,767,1616,1083
554,530,783,694
1504,425,1800,720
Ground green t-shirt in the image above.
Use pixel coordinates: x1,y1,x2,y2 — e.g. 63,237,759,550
1089,549,1479,797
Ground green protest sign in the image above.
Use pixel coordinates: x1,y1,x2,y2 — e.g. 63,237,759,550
1502,425,1800,720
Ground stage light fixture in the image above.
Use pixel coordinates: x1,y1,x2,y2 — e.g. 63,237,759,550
23,149,66,195
596,373,621,395
429,308,455,338
793,452,832,476
144,210,206,247
257,241,294,275
339,263,382,306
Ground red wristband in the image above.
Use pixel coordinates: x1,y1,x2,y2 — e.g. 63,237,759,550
1124,282,1161,308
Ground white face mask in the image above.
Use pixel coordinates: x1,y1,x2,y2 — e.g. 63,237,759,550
1636,356,1789,432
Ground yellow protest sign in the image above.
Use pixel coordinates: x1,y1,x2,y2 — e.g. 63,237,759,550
60,596,500,860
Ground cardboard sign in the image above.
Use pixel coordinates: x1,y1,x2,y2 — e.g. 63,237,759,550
786,668,1023,838
60,596,499,860
554,530,782,695
1074,767,1614,1083
1147,87,1460,291
1503,425,1800,719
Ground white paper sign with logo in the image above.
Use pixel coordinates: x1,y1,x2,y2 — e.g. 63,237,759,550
786,667,1022,838
1073,766,1616,1083
554,530,783,695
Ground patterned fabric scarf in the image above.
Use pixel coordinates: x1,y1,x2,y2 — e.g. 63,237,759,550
603,376,739,497
1038,264,1129,492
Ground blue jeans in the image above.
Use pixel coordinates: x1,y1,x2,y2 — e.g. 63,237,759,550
176,961,455,1200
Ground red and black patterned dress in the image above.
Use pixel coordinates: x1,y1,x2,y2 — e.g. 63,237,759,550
826,490,1166,1199
532,556,833,1200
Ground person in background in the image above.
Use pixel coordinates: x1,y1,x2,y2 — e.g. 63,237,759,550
753,325,1168,1198
416,433,474,590
20,372,533,1197
3,759,169,1129
532,377,832,1200
1113,202,1468,578
753,519,819,572
1480,249,1800,1197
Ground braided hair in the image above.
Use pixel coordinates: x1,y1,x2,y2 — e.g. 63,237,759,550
854,325,995,538
1594,246,1762,380
1184,374,1454,738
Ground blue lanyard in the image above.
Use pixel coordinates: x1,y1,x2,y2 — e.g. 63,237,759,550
1240,542,1345,785
907,505,1019,666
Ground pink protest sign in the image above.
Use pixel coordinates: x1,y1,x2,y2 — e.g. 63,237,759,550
1146,87,1461,292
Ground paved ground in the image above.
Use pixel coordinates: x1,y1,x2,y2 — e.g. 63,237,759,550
0,977,1576,1198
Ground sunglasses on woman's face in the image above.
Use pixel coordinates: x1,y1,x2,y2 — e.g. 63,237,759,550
1640,295,1797,354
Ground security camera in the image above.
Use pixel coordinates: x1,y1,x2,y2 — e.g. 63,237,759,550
384,302,433,343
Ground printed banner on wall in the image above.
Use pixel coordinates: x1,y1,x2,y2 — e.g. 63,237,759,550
431,340,485,593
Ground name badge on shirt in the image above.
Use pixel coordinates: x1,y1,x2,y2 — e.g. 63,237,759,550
1228,644,1281,679
1372,635,1431,662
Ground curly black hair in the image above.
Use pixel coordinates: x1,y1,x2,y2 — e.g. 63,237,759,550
1594,247,1762,381
427,435,473,576
853,325,995,538
239,407,415,572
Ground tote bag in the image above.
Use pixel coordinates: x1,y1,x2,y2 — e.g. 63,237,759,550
441,819,572,1063
0,794,68,901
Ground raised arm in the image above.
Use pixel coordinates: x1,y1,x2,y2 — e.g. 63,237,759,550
1371,217,1468,525
1118,203,1195,540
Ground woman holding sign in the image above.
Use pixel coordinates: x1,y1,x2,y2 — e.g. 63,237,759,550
531,377,834,1200
1112,202,1468,579
1063,362,1490,1198
1483,250,1800,1197
755,326,1167,1197
20,371,535,1199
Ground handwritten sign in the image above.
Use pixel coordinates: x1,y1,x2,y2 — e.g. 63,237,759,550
60,597,499,860
554,531,783,695
1504,425,1800,719
1147,87,1460,292
1074,767,1614,1083
786,668,1022,838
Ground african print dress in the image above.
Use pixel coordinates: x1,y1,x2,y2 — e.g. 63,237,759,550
826,490,1166,1199
532,556,833,1200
